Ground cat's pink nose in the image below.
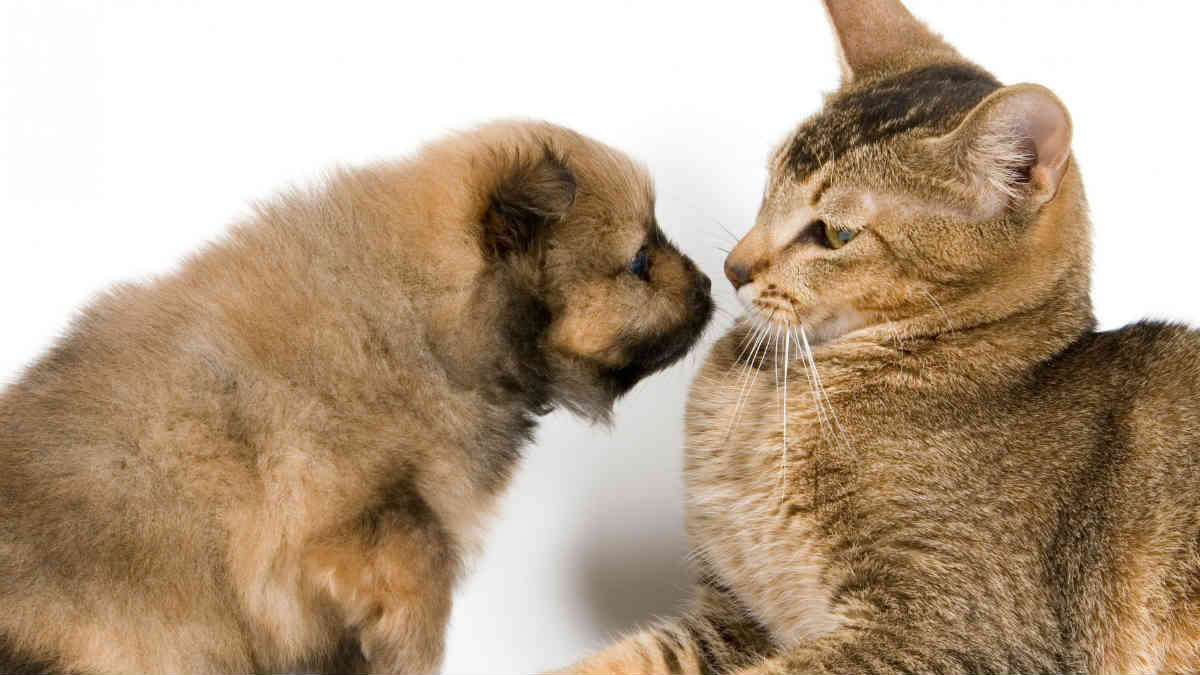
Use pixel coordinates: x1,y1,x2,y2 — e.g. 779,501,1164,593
725,260,752,290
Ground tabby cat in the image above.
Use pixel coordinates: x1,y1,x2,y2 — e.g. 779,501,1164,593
560,0,1200,672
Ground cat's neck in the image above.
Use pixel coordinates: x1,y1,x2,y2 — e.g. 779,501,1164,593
819,271,1094,396
819,167,1095,394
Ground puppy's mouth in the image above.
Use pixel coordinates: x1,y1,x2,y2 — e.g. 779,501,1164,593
606,286,714,394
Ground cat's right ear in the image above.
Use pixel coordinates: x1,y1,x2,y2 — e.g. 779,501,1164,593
483,151,576,258
928,83,1073,216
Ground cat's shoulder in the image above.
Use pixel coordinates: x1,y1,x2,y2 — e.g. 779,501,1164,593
1065,320,1200,365
1047,320,1200,394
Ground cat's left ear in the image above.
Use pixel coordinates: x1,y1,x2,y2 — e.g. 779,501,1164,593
823,0,960,82
928,83,1072,215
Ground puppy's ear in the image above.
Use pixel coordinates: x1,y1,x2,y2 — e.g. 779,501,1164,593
483,150,576,257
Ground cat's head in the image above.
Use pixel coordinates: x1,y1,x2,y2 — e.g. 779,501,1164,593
725,0,1089,346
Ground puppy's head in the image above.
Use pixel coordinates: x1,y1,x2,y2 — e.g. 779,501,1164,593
477,122,713,420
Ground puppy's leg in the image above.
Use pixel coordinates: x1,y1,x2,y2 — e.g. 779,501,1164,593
304,510,458,674
357,580,453,674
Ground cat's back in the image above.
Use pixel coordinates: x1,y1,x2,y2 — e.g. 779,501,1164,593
1039,320,1200,459
1032,320,1200,544
1020,321,1200,671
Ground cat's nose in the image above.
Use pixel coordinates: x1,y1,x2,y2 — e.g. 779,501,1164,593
725,260,751,290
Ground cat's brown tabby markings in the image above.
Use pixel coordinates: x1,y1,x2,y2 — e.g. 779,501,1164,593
0,121,713,673
561,1,1200,673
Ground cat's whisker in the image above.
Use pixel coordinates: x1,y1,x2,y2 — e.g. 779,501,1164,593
729,336,760,409
772,324,783,475
772,324,782,394
701,220,742,250
801,325,851,452
724,319,771,442
734,317,763,369
728,329,756,387
780,309,837,446
733,321,763,364
769,322,786,465
724,310,780,444
717,221,741,245
733,326,775,436
760,321,785,393
923,290,952,334
800,329,837,436
776,326,791,500
793,329,835,445
882,312,905,350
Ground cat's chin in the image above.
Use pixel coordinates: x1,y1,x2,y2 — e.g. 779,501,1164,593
737,301,868,349
803,311,869,346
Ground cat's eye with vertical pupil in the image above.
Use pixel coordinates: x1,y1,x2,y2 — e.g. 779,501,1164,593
823,220,856,249
629,246,651,281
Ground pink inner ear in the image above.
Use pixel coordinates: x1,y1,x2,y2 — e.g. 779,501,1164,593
994,86,1073,201
932,84,1073,212
1023,93,1073,176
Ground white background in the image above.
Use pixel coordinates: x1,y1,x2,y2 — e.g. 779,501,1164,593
3,1,1199,672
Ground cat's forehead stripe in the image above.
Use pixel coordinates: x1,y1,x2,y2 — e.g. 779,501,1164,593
809,177,832,207
784,64,1002,180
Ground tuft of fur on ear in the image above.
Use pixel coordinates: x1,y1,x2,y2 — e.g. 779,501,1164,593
823,0,960,82
929,83,1073,216
483,149,576,257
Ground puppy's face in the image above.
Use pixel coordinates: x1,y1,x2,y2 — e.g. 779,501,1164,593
482,127,712,416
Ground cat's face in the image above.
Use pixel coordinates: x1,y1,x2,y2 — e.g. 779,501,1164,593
723,0,1082,347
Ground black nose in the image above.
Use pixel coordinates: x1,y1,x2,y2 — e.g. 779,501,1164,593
725,261,751,290
700,273,712,293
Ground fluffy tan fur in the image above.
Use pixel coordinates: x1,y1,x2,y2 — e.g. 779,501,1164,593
560,1,1200,673
0,120,712,673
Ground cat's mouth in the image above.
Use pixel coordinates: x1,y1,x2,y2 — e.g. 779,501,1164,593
740,288,868,349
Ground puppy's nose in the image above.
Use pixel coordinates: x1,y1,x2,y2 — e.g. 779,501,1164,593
700,273,712,293
725,261,751,290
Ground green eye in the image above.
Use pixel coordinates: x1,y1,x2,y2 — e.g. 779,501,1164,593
823,221,856,249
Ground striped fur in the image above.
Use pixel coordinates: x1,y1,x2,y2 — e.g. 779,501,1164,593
560,1,1200,673
782,63,1000,181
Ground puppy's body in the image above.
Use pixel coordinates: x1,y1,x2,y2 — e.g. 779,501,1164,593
0,121,712,673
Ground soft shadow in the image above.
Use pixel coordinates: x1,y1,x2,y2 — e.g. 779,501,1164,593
572,522,692,638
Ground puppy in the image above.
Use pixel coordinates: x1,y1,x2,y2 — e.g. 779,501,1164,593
0,120,713,673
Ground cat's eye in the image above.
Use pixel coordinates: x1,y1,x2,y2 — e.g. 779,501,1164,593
629,246,651,281
822,220,856,250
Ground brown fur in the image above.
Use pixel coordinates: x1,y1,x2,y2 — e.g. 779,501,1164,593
0,120,712,673
560,2,1200,673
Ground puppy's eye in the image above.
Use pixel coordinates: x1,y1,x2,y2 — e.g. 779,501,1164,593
629,246,651,281
821,220,856,250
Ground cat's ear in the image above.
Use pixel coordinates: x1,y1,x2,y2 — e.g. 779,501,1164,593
822,0,959,82
483,150,576,257
929,83,1073,215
